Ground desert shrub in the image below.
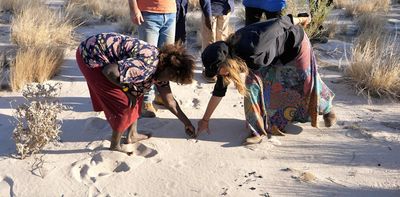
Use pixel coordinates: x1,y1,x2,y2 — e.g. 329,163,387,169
334,0,390,16
12,83,69,159
306,0,332,39
65,0,129,24
285,0,332,39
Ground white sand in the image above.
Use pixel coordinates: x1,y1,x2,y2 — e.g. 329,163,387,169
1,3,400,197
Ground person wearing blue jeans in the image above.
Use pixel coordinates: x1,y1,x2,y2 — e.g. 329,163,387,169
128,0,177,117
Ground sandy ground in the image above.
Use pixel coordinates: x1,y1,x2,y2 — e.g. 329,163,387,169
0,2,400,197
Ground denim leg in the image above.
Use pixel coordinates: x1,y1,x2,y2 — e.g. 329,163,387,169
137,12,162,46
138,12,176,103
158,13,176,47
138,12,162,103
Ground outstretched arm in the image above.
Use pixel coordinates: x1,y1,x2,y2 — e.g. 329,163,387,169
157,84,196,137
197,95,223,134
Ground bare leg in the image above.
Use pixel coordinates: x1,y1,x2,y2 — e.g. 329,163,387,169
110,130,129,153
126,121,150,144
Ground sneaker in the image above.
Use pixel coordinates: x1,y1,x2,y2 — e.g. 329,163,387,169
323,110,337,127
142,103,156,118
202,70,217,83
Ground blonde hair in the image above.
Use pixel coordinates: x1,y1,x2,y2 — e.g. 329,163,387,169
221,57,249,96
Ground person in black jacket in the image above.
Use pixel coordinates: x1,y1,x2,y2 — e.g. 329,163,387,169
197,15,336,144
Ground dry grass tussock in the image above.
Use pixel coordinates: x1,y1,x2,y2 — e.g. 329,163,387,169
334,0,391,16
355,14,387,47
65,0,129,24
11,47,65,90
346,14,400,98
12,83,69,159
10,3,75,91
11,3,76,47
0,0,41,13
0,53,10,89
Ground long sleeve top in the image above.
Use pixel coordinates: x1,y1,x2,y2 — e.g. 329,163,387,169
212,15,304,97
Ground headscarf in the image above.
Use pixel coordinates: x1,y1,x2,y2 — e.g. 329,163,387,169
201,41,230,78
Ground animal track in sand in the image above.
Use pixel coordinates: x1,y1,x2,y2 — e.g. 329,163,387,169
0,176,16,197
71,143,158,184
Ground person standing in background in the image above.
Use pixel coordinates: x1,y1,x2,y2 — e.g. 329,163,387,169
176,0,188,43
200,0,234,82
200,0,234,51
128,0,177,118
243,0,286,25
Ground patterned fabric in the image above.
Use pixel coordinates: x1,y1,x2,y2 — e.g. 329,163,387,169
244,34,334,136
78,33,168,97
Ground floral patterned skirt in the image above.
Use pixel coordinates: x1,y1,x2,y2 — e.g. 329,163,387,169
244,34,334,136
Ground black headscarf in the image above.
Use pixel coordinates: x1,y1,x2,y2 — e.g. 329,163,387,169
201,41,230,78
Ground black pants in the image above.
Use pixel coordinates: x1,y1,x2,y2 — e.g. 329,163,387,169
245,7,282,26
175,1,187,43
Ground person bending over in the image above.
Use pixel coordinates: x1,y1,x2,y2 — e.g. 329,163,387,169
76,32,196,152
198,15,336,144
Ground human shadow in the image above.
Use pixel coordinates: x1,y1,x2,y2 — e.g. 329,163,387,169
59,117,250,148
269,179,400,196
0,96,93,112
0,113,15,157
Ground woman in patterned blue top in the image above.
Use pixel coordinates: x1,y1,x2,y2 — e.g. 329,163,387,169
76,32,195,153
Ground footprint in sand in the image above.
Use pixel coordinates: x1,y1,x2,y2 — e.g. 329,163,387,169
84,117,109,132
71,143,158,184
0,176,16,197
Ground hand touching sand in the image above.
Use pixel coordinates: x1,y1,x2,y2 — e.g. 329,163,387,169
197,119,210,135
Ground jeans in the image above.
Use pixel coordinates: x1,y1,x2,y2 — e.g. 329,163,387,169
138,12,176,103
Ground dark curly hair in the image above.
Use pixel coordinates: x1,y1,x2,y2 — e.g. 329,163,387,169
157,43,195,85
